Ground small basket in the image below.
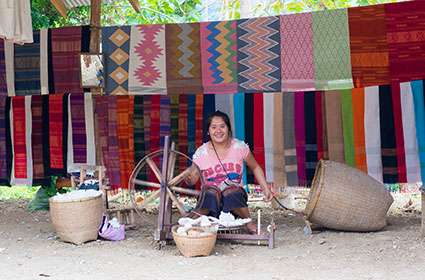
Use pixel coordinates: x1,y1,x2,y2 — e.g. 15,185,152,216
172,225,217,257
49,194,103,245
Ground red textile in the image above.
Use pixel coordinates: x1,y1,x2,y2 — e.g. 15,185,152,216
391,83,407,182
253,93,265,177
348,5,390,87
49,94,64,169
385,2,425,83
12,97,27,178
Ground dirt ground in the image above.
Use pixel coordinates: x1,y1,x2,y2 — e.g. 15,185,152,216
1,193,425,280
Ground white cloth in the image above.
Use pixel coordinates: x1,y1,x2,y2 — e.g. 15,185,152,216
0,0,33,44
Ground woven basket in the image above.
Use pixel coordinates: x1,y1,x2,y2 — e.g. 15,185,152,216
49,194,103,244
304,160,394,232
172,226,217,257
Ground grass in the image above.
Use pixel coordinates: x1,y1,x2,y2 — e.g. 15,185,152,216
0,186,39,201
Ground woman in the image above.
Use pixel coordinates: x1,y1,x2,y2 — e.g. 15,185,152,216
186,110,273,234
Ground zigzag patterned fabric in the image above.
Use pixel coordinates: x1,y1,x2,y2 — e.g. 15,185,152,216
129,24,167,95
237,16,281,93
103,26,131,95
166,23,203,94
200,20,238,94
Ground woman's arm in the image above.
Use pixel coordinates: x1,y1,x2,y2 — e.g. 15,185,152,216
245,151,273,201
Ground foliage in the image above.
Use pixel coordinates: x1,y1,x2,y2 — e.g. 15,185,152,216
0,186,39,201
31,0,202,29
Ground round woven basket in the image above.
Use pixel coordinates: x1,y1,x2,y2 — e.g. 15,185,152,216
304,160,394,232
49,194,104,244
172,225,217,257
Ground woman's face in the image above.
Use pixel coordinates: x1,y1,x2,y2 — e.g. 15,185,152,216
208,116,230,144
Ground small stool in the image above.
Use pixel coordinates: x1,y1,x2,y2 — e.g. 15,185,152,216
107,207,136,230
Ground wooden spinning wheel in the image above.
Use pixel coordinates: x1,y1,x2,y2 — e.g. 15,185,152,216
128,136,276,248
128,136,202,241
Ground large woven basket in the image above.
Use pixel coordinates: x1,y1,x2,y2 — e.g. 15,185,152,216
304,160,394,232
49,194,103,244
172,226,217,257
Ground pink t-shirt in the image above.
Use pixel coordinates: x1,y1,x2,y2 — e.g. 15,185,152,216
192,138,250,187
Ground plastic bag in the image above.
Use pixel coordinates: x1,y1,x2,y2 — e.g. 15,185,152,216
98,215,125,241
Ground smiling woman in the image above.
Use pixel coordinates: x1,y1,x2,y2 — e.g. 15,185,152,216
185,110,273,234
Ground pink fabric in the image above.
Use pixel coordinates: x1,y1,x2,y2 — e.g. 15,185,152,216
280,13,315,92
192,139,249,186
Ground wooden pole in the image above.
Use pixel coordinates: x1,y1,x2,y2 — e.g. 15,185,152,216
90,0,101,53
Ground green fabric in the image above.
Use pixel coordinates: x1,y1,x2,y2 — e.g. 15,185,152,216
340,89,355,167
313,9,353,90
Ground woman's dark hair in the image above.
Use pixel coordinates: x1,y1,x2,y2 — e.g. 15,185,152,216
206,110,233,138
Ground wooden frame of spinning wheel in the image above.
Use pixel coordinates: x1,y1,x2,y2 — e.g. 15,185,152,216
129,136,276,248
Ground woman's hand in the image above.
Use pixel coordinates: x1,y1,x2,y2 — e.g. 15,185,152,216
262,182,274,202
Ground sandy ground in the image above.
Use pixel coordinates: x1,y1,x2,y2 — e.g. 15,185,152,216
1,194,425,280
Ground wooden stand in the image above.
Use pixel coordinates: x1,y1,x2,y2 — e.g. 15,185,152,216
72,165,137,229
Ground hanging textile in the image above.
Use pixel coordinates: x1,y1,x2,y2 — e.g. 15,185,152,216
133,95,144,161
411,80,425,182
50,27,84,94
390,83,407,182
31,95,46,184
116,96,134,189
203,94,215,142
129,24,167,95
385,1,425,83
282,92,298,186
0,0,33,44
107,96,121,189
94,96,110,177
39,29,49,95
69,93,87,166
187,95,196,157
178,95,188,171
400,82,421,183
195,95,204,148
312,9,353,90
10,96,32,185
165,23,202,95
272,92,285,186
263,93,274,182
280,13,315,92
324,91,345,163
0,39,7,96
364,86,383,182
103,26,131,95
315,91,327,161
253,93,266,177
304,91,318,184
5,40,15,96
237,17,281,93
244,93,254,183
45,94,68,176
160,95,171,147
348,5,390,88
379,85,399,183
170,95,179,151
294,92,306,185
351,88,367,173
14,31,40,96
200,20,238,94
340,89,355,167
0,96,11,184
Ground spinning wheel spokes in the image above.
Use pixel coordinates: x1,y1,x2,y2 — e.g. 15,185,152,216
128,138,203,236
